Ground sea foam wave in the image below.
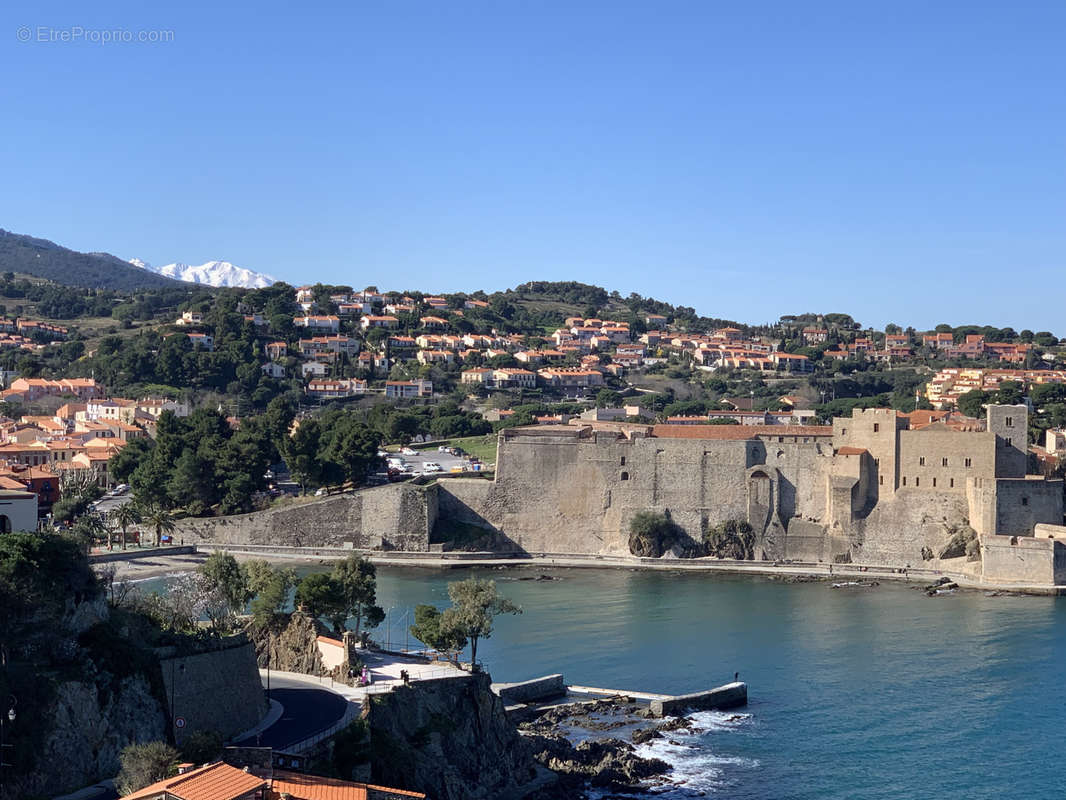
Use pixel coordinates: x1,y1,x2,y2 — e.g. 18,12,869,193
625,710,759,797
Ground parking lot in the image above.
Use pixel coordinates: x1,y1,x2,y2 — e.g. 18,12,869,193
383,446,480,476
92,486,134,515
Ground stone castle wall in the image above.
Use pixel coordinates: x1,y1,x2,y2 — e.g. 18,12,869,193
162,405,1064,586
174,482,436,552
981,533,1066,585
437,419,1063,576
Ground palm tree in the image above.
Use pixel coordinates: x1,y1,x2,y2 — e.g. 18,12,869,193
112,503,142,550
141,503,176,548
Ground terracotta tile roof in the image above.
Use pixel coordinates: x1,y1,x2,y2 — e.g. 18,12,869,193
269,771,374,800
121,761,266,800
836,446,868,455
652,424,833,440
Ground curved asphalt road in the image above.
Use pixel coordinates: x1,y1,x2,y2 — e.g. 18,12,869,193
234,676,349,750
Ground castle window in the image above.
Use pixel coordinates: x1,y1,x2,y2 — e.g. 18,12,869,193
942,458,949,467
842,427,847,435
933,477,937,487
1022,496,1029,506
965,458,972,467
915,477,920,487
620,456,626,466
873,423,880,433
1006,437,1012,447
874,458,880,467
1005,416,1014,428
879,476,884,485
902,476,907,486
919,457,926,466
620,472,629,481
950,478,955,488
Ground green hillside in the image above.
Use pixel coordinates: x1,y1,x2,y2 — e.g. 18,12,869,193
0,228,185,291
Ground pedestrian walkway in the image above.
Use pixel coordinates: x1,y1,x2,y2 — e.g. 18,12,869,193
237,651,468,753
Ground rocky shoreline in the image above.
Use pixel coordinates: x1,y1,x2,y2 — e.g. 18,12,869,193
518,697,746,797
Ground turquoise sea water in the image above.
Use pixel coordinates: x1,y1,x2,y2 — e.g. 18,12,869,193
370,567,1066,799
138,564,1066,797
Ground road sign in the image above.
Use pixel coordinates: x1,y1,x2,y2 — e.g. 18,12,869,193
174,717,186,729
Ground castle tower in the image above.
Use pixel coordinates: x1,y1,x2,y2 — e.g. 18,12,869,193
987,403,1028,478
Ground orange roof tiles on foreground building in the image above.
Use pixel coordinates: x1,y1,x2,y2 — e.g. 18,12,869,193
269,770,426,799
121,761,265,800
118,762,426,800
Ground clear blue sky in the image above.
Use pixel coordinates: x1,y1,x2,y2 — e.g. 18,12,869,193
2,1,1064,332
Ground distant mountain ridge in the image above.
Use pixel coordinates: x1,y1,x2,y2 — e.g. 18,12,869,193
0,228,184,290
129,258,275,289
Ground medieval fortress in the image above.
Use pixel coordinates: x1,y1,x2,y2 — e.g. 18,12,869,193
438,403,1066,586
177,403,1066,589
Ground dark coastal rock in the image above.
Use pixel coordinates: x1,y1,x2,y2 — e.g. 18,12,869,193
364,671,543,800
656,716,696,733
531,735,670,790
247,611,328,675
631,727,662,745
521,701,675,794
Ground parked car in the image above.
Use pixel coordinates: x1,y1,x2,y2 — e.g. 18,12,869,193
401,447,417,455
423,462,443,473
438,445,450,452
314,487,328,496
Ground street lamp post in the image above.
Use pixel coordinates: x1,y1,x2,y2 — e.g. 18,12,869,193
169,662,185,745
0,695,16,796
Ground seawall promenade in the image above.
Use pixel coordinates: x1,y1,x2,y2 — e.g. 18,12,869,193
189,542,1066,595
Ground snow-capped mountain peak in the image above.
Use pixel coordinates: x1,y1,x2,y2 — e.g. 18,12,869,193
129,258,276,288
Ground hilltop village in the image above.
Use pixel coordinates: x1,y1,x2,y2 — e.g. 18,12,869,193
0,278,1062,584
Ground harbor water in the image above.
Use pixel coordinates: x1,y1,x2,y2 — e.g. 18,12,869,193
370,566,1066,799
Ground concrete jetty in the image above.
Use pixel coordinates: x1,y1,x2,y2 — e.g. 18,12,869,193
649,681,747,717
496,675,749,718
493,674,567,704
566,685,671,702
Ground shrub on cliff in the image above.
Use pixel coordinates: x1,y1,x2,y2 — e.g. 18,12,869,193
703,520,756,560
115,741,179,795
180,730,223,764
331,719,371,780
628,511,683,558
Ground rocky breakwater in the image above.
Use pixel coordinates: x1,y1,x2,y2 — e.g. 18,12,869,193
362,672,546,800
518,699,672,796
517,697,750,796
